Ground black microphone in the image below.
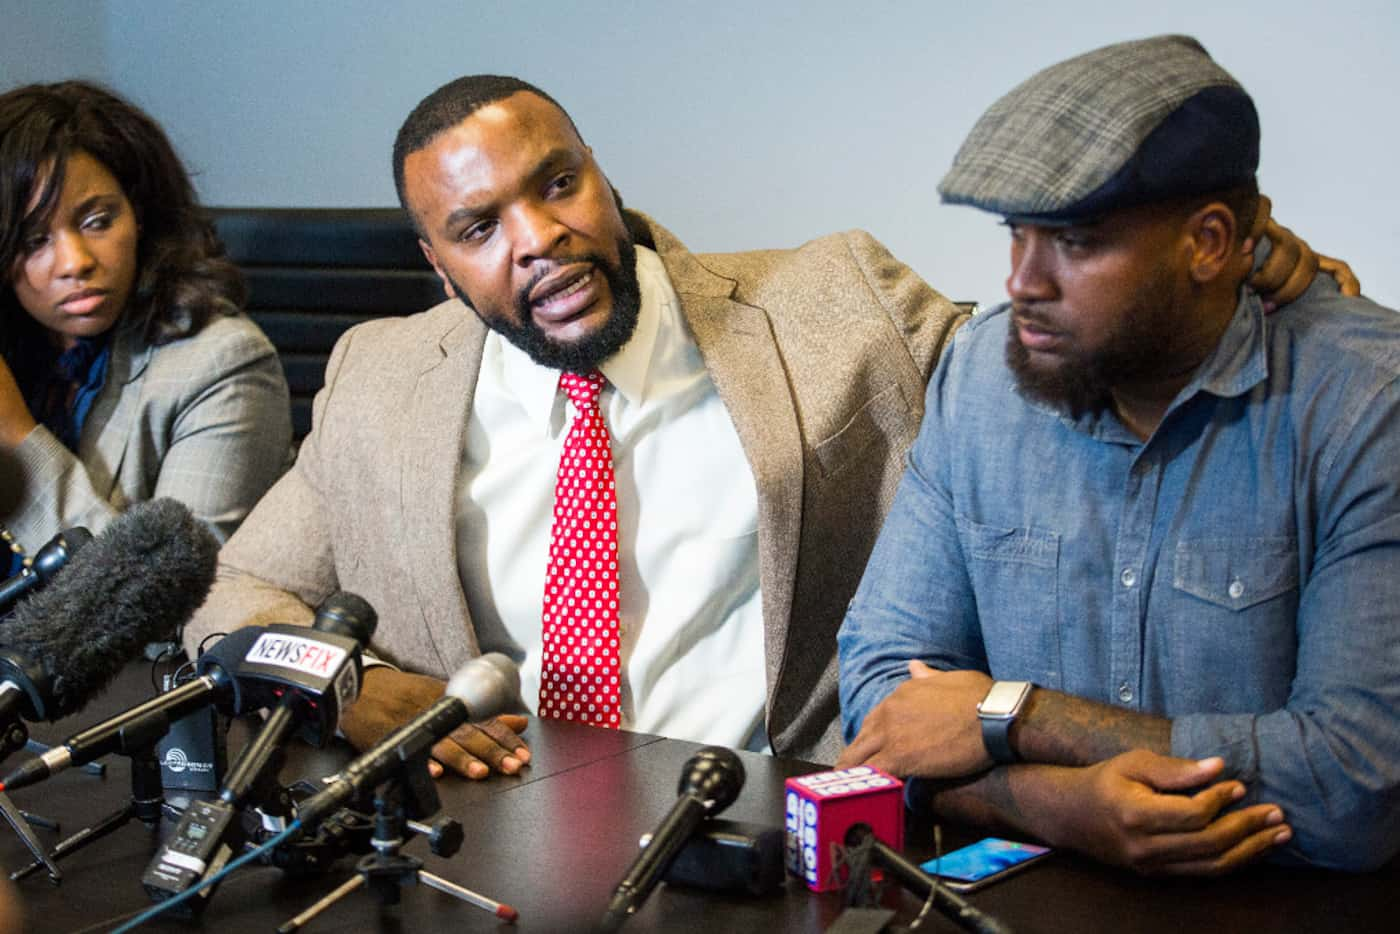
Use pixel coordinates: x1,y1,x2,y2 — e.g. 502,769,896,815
293,652,521,832
1,628,258,793
844,824,1014,934
0,499,218,762
599,746,746,931
138,595,383,914
1,591,370,793
0,527,93,616
217,592,378,807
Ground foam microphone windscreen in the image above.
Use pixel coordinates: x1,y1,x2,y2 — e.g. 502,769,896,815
4,498,219,718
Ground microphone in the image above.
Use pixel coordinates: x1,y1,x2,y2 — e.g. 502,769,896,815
293,652,521,832
139,595,382,914
1,591,371,793
599,746,745,931
0,527,93,616
844,823,1014,934
0,499,218,759
216,592,378,807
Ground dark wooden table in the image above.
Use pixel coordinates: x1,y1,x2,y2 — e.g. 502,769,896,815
2,664,1395,933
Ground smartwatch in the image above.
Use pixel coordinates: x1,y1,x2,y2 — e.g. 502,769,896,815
977,680,1034,765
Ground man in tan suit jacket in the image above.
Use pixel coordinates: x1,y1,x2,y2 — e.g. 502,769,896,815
184,74,962,769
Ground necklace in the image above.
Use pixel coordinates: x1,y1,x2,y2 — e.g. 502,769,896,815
1,525,28,569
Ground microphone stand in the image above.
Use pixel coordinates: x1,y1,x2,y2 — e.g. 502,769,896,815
0,720,67,882
276,752,516,932
0,789,59,883
1,725,97,835
10,706,180,883
838,824,1014,934
9,739,106,839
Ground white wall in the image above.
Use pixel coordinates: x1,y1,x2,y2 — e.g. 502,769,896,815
5,1,1398,307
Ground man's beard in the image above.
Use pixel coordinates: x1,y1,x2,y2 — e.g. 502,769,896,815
450,235,641,373
1006,263,1185,419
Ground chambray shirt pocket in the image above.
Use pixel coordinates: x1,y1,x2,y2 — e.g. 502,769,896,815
956,515,1062,687
1168,537,1300,709
1173,538,1300,611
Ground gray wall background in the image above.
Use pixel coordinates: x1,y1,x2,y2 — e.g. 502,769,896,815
3,0,1396,308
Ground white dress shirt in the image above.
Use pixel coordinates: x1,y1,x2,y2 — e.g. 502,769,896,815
454,246,766,748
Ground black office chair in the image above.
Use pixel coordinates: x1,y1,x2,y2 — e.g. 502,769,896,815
209,208,444,442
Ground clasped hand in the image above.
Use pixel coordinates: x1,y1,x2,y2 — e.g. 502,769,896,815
1043,750,1291,876
836,660,993,778
838,661,1291,875
339,667,531,780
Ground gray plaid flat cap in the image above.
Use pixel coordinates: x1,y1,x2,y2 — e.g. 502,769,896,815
938,35,1259,222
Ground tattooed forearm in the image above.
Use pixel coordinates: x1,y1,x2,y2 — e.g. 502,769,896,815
1012,688,1172,767
919,768,1026,834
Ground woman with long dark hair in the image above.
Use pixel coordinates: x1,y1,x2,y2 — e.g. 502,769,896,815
0,81,289,573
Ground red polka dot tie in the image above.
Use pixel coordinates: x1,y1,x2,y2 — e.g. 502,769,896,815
538,370,622,728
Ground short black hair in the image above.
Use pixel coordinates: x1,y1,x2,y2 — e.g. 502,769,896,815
1206,180,1260,246
391,75,576,219
0,80,244,353
1167,179,1261,247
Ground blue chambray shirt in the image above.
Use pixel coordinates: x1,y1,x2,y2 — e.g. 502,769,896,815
838,277,1400,871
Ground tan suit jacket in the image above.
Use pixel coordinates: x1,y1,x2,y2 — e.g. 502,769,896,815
185,215,964,761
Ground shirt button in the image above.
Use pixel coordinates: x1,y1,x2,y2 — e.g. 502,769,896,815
1118,683,1134,703
1120,567,1137,588
1228,579,1245,600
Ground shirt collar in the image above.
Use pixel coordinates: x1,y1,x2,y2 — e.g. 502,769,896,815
1187,289,1269,401
490,245,673,434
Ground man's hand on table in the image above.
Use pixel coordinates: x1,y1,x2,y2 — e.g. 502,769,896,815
838,663,1291,877
836,661,994,778
340,667,531,780
1032,750,1292,877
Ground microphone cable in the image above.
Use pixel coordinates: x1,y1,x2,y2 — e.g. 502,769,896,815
108,819,304,933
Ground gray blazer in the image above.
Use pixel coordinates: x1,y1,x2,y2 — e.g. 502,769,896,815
185,216,964,761
5,313,291,546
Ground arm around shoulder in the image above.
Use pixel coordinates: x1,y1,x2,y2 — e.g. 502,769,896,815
840,229,968,381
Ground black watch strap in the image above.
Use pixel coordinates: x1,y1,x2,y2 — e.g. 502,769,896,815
981,715,1018,765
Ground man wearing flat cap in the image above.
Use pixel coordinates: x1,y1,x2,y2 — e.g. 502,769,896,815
838,35,1400,875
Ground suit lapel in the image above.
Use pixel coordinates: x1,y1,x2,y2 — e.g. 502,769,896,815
401,304,488,662
82,327,153,502
650,220,804,699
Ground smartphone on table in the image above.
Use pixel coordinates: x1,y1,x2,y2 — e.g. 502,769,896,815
919,837,1051,892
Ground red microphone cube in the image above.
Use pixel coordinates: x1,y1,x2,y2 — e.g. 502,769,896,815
784,765,903,892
